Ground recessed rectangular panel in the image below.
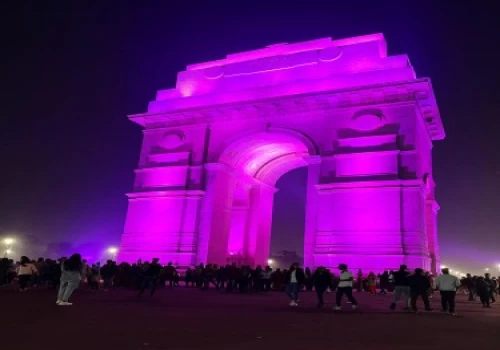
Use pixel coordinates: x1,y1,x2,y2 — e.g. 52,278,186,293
335,151,399,177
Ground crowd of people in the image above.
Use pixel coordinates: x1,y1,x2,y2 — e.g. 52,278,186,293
0,254,498,314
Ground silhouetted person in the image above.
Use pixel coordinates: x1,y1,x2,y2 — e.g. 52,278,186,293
100,260,117,291
356,269,363,292
305,267,313,292
185,267,193,287
484,273,496,303
408,268,433,312
285,262,305,306
464,274,475,301
389,265,410,311
379,271,389,295
476,277,490,308
138,258,161,297
312,267,331,308
261,266,272,293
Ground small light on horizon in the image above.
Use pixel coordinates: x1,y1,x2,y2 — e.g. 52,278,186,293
6,249,12,255
4,238,14,245
267,259,274,265
107,247,118,254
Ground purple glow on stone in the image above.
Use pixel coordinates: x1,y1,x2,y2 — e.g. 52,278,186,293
119,34,444,274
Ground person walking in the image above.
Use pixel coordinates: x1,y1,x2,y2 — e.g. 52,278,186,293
367,272,377,294
464,274,475,301
476,277,491,308
378,271,389,295
100,260,118,291
408,268,433,312
17,256,38,292
138,258,162,297
261,266,272,293
57,254,83,306
334,264,358,311
484,273,496,304
435,267,460,315
285,262,304,306
389,265,411,312
312,267,332,308
356,269,363,292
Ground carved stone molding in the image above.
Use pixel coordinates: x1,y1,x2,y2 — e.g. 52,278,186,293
130,79,443,140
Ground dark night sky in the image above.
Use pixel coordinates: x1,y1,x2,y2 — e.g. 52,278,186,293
1,1,499,273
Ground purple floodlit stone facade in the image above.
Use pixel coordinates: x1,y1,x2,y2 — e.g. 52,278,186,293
119,34,445,274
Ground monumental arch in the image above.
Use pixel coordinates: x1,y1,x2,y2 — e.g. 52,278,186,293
119,34,445,274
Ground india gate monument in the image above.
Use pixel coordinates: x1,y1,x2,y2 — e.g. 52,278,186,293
118,34,444,274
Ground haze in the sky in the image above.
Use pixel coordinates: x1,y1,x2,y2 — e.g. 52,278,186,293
1,2,499,274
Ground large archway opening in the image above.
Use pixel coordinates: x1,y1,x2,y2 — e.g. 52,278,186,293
211,130,318,267
270,166,308,268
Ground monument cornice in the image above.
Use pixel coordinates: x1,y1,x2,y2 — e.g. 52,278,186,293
130,78,444,140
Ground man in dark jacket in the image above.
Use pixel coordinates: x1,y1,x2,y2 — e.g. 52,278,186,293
312,267,332,308
389,265,410,311
100,260,118,291
408,268,433,312
138,258,162,297
285,262,305,306
484,274,496,304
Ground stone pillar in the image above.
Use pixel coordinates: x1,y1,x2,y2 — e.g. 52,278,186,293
119,190,203,266
426,199,440,274
303,156,321,268
197,163,236,266
244,182,278,267
254,184,278,267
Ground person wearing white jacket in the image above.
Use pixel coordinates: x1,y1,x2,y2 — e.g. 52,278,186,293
435,268,461,315
17,256,38,292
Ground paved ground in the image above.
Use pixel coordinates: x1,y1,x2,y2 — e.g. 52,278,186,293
1,286,498,350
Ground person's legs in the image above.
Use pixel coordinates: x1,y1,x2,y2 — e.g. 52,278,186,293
336,287,346,307
316,287,325,307
61,281,79,302
479,293,489,307
410,290,418,311
448,291,456,314
293,283,300,302
421,291,432,310
390,286,402,309
150,278,158,296
57,281,68,301
489,290,496,303
467,287,475,301
440,291,448,311
402,286,411,310
285,283,294,301
345,287,358,306
138,278,150,296
19,275,28,290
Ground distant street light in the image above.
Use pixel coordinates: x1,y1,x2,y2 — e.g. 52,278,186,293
107,247,118,260
3,238,14,258
267,259,274,265
485,268,490,272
